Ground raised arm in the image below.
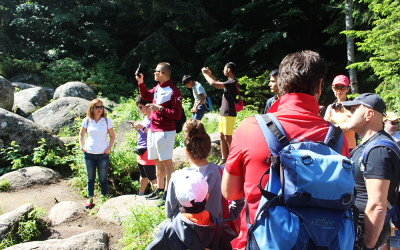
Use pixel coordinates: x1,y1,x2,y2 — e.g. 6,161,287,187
201,67,226,89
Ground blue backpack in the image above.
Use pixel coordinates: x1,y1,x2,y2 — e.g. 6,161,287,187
246,114,356,250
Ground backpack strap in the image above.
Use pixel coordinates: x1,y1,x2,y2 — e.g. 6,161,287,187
324,122,344,154
360,139,400,172
254,114,289,156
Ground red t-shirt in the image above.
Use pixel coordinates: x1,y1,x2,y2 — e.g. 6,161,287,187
138,79,182,132
225,93,349,249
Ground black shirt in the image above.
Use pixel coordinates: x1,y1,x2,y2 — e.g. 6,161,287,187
219,79,238,117
351,130,400,217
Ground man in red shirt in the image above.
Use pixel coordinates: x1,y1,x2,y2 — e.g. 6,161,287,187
221,51,349,249
136,62,182,206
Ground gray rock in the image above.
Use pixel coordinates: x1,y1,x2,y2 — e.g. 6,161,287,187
53,82,96,101
172,147,188,169
0,203,34,242
30,97,90,134
4,230,108,250
97,195,157,224
10,82,37,91
203,113,219,122
0,108,64,155
98,98,118,109
9,73,48,86
42,87,55,101
48,201,85,225
13,101,36,118
0,76,14,111
209,131,221,144
0,167,61,190
13,87,47,109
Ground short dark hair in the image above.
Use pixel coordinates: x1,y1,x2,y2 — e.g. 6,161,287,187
269,69,279,78
278,50,326,96
135,94,152,106
157,62,171,77
182,75,193,85
226,62,236,75
179,198,207,214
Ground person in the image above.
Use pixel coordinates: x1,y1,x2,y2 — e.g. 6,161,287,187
165,119,223,219
220,50,349,249
135,62,182,206
132,95,157,196
79,98,115,208
263,69,280,113
341,93,400,250
182,75,208,120
384,112,400,146
146,171,236,250
201,62,238,165
324,75,357,152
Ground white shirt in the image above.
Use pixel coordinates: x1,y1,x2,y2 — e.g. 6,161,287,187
82,117,113,154
192,81,207,104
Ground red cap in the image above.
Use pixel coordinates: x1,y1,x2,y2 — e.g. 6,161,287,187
332,75,350,86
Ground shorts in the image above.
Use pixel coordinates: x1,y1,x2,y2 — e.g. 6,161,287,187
219,116,236,136
147,130,176,161
137,149,155,165
137,163,156,181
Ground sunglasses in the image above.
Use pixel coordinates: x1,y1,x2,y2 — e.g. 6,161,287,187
94,105,104,109
388,121,399,126
153,69,164,74
333,86,348,91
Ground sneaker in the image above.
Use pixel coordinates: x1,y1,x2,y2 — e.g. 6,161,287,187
144,189,157,198
146,190,162,200
85,197,94,209
218,159,227,165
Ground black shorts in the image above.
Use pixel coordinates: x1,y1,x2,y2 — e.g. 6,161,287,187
137,163,156,181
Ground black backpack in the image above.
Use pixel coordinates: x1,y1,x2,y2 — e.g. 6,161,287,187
175,110,186,133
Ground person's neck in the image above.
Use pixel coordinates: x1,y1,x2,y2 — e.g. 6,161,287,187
93,115,102,122
189,158,209,168
360,128,381,143
159,78,170,84
227,74,235,80
337,97,346,103
386,129,396,136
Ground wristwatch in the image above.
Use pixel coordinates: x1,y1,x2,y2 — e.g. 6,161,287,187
159,106,163,112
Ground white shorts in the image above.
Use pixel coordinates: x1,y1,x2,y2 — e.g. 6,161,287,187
147,130,176,161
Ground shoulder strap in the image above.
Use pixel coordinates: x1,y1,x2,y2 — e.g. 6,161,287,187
361,139,400,171
254,114,289,156
228,80,241,104
324,122,344,154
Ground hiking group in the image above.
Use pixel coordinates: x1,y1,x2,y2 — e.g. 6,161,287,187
79,51,400,250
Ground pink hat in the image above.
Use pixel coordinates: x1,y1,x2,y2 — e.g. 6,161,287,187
175,170,208,207
332,75,350,86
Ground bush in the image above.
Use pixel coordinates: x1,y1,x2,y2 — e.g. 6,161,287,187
41,57,88,86
0,55,45,80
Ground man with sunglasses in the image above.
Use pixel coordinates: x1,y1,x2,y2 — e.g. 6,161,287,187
342,93,400,250
135,62,182,206
384,112,400,146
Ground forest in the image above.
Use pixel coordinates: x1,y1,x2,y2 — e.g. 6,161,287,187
1,0,399,111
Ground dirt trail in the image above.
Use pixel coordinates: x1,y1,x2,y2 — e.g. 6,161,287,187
0,178,124,249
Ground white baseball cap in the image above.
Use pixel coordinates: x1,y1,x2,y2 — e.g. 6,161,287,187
175,170,208,208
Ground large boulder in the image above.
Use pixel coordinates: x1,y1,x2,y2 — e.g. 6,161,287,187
172,147,188,170
0,76,14,111
53,82,96,101
9,73,48,86
98,98,118,109
97,195,157,224
11,82,54,101
13,87,47,109
29,97,90,134
0,167,61,190
0,203,34,242
4,230,108,250
0,108,64,155
13,101,36,118
48,201,85,225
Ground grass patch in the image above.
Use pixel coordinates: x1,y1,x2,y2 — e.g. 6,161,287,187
118,204,166,250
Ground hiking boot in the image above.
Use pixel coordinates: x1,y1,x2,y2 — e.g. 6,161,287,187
144,189,157,199
218,159,227,165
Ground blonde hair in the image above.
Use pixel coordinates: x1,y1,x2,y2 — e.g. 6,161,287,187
86,98,107,120
183,119,211,160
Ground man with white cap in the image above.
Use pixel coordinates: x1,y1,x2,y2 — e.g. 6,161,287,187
342,93,400,250
146,170,236,250
384,112,400,146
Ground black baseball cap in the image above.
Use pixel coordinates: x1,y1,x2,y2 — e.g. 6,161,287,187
342,93,387,116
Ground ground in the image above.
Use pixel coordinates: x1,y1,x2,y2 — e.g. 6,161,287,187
0,177,124,250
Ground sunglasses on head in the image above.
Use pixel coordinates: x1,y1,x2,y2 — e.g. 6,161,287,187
333,86,348,91
388,121,399,126
94,105,104,109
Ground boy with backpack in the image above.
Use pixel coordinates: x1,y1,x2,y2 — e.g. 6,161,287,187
146,170,237,250
221,51,351,249
182,75,210,120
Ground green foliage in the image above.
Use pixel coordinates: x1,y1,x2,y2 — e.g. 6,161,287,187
0,206,47,249
118,204,166,250
0,55,45,80
0,141,30,173
343,0,400,109
0,178,10,192
41,58,88,86
237,70,271,113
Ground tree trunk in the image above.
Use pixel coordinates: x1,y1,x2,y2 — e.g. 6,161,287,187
345,0,359,94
